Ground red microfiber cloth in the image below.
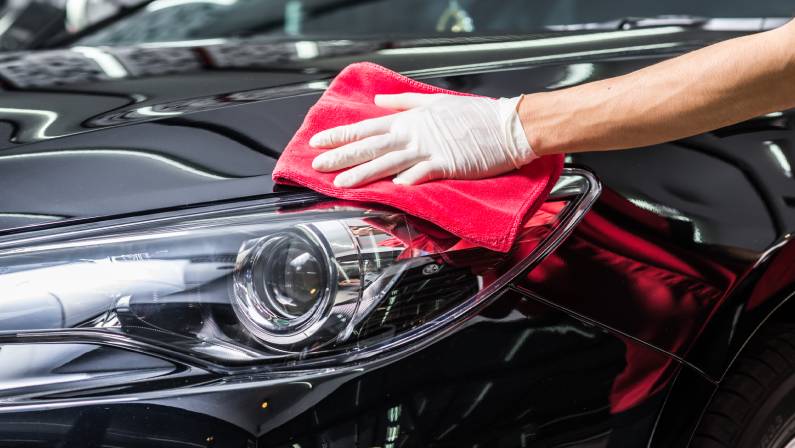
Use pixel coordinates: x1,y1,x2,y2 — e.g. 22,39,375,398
273,62,564,252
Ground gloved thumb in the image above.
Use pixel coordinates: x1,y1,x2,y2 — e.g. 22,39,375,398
375,93,443,110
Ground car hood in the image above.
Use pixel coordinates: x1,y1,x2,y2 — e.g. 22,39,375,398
0,27,743,233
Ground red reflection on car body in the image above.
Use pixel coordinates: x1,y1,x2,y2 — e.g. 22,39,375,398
516,190,745,412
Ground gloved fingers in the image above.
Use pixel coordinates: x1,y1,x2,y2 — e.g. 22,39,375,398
312,133,399,172
393,160,447,185
374,93,445,110
309,114,394,148
333,150,420,188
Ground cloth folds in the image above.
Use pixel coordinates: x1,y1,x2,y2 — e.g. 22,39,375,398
273,62,564,252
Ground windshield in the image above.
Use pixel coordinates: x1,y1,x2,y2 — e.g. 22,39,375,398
78,0,794,46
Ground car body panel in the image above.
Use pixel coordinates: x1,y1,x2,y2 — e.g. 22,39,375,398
2,25,795,447
0,290,675,447
0,27,739,233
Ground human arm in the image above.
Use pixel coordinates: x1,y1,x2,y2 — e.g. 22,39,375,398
312,21,795,187
522,20,795,156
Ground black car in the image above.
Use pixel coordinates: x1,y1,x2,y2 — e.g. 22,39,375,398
1,1,795,447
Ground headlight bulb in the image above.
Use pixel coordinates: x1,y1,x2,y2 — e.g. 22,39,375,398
255,232,327,320
232,221,361,350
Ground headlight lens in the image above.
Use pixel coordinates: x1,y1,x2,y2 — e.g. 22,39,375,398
260,232,326,319
0,170,597,369
233,227,337,347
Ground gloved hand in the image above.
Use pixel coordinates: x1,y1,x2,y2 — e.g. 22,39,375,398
310,93,537,187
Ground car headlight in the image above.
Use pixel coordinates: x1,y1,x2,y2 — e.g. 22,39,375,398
233,225,340,347
0,169,598,370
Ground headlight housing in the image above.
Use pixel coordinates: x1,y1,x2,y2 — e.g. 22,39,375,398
233,225,341,348
0,169,598,371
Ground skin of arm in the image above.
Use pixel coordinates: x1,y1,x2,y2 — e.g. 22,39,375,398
520,20,795,156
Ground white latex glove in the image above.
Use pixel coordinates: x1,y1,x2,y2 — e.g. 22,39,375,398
310,93,537,187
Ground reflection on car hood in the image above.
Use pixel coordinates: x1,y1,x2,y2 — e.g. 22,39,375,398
0,27,742,233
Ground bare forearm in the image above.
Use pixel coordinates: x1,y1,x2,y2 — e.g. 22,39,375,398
520,22,795,156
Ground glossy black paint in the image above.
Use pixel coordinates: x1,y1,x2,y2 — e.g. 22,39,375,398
258,290,671,448
0,404,253,447
647,362,717,448
1,23,795,447
0,290,674,447
517,111,795,378
0,27,736,232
